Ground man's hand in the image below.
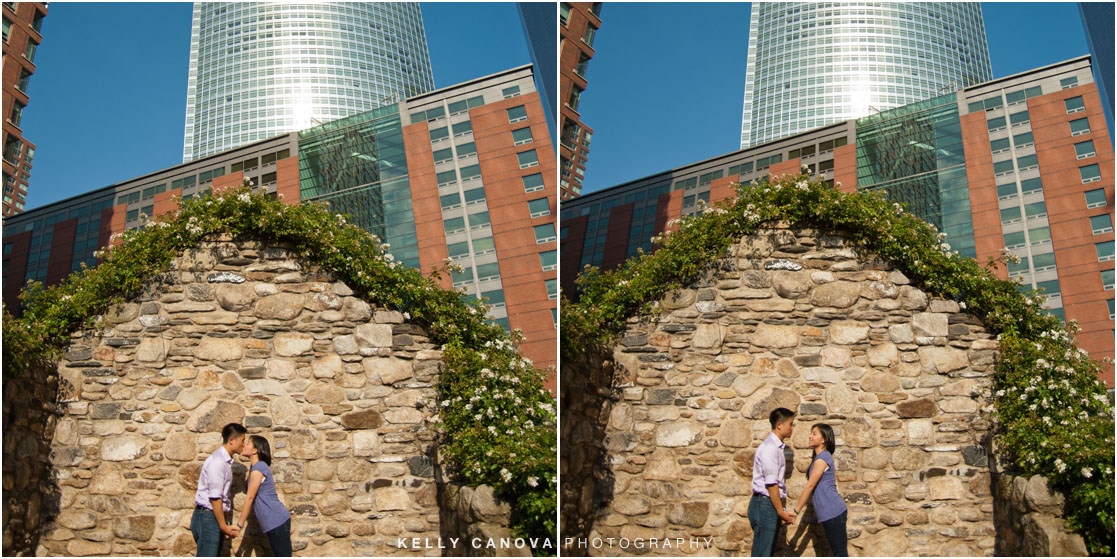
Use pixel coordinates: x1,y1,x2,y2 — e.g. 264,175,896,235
779,510,797,525
222,524,240,538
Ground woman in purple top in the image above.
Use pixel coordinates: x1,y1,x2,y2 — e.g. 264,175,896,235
792,424,848,556
236,436,292,556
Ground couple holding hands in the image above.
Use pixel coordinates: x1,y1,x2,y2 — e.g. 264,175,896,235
750,408,849,557
190,423,292,556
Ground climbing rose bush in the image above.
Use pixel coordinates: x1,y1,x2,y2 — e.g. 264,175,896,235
562,172,1113,555
2,185,556,552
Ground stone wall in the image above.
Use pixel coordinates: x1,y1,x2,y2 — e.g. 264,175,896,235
562,225,1004,556
991,471,1087,556
32,239,456,556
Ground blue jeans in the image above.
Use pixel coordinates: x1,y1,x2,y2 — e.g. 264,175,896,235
748,493,780,556
821,510,848,557
265,518,292,557
190,506,226,557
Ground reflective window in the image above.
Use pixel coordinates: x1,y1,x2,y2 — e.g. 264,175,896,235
534,223,556,243
1096,241,1115,262
1064,96,1085,113
1069,118,1091,136
1080,164,1102,183
1074,140,1096,159
1090,214,1113,234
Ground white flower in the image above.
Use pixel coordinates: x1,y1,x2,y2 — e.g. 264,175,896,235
527,476,538,487
1054,458,1067,473
500,468,512,482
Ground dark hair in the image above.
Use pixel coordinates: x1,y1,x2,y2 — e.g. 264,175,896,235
769,407,795,429
808,423,837,478
221,423,247,443
250,435,272,466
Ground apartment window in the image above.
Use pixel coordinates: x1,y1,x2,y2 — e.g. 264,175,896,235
1074,140,1096,159
1028,225,1051,246
523,173,545,193
473,237,496,255
142,187,156,201
452,121,472,138
987,116,1006,132
451,267,474,287
683,194,696,207
1080,164,1102,183
561,119,581,147
1097,241,1115,262
990,138,1010,154
502,85,521,99
560,3,570,26
447,241,469,259
1003,231,1026,249
993,160,1015,176
1060,76,1079,89
512,127,533,146
534,223,556,244
517,150,539,169
460,164,482,183
1016,154,1038,172
9,100,24,127
540,250,557,271
817,159,834,173
433,148,454,165
2,16,10,42
546,278,558,300
1036,279,1061,298
997,182,1019,200
24,39,36,62
258,171,277,186
1064,96,1085,113
16,68,31,93
1102,269,1114,290
1025,201,1047,219
1005,89,1027,105
1012,131,1034,148
1009,110,1030,127
583,23,597,47
1020,177,1043,196
1033,252,1057,272
463,187,485,206
591,2,603,16
440,193,462,211
1000,206,1022,224
575,53,591,77
568,85,583,111
528,197,551,218
1069,118,1091,136
126,209,139,222
1085,188,1108,208
444,216,465,235
1091,214,1113,234
436,170,458,187
507,105,528,123
1109,299,1116,320
698,170,723,186
456,142,477,159
482,289,505,308
448,96,483,117
477,262,501,282
468,211,491,230
1007,256,1030,277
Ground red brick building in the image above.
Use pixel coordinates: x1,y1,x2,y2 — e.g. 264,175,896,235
558,2,601,200
2,1,47,216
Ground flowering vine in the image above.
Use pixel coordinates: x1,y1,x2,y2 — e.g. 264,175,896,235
562,171,1113,555
3,184,556,552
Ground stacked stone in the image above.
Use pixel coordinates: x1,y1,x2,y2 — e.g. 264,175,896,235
570,225,1001,556
2,359,59,556
40,239,445,556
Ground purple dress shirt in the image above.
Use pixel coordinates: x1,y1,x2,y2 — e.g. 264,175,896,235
195,446,234,512
751,432,787,499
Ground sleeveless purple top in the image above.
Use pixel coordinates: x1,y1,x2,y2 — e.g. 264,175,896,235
808,451,847,523
249,462,290,533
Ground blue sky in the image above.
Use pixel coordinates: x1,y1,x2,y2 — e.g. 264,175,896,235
577,2,1096,194
19,2,530,210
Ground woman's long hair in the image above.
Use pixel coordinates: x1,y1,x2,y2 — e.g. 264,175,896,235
251,435,272,466
807,423,836,477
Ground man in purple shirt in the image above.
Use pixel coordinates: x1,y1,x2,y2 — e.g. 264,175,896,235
191,423,246,556
749,407,796,556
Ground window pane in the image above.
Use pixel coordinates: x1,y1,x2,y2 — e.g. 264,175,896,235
452,121,472,136
1009,110,1030,125
1024,201,1047,218
1003,231,1026,247
468,211,490,228
444,217,465,233
512,127,533,144
451,267,474,285
1016,154,1038,169
436,170,458,185
990,138,1010,152
457,142,477,157
1064,96,1085,112
430,127,449,141
1090,214,1113,233
1069,118,1091,135
983,96,1003,110
1000,207,1021,223
1085,188,1107,207
528,197,550,216
534,223,556,243
1007,256,1030,275
460,164,482,180
448,100,468,114
997,182,1018,199
502,85,520,98
447,241,469,258
1033,253,1056,270
433,148,453,163
1005,90,1026,104
993,160,1015,174
540,250,557,269
546,278,558,298
1079,164,1101,182
463,187,485,204
1075,140,1096,158
482,289,505,306
1028,226,1050,244
440,193,461,209
1102,269,1114,289
506,106,527,122
987,117,1006,131
1020,177,1043,195
473,237,495,254
517,150,539,167
1036,279,1060,296
522,173,545,192
1012,131,1033,146
1097,241,1115,260
477,262,500,280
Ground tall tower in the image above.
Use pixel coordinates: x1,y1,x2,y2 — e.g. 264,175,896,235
2,2,47,217
740,2,992,148
182,2,435,162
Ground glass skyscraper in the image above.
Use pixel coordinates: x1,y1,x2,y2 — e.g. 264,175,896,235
182,2,436,162
740,2,992,148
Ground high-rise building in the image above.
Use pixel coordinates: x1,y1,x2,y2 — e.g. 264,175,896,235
1078,2,1114,137
2,1,47,217
5,65,559,385
517,2,557,144
565,56,1113,386
182,2,436,162
739,2,992,149
558,2,601,200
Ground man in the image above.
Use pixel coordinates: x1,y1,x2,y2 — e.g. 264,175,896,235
191,422,246,556
749,407,796,556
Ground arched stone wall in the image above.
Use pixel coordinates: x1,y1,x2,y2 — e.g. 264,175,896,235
563,225,1003,556
36,240,447,556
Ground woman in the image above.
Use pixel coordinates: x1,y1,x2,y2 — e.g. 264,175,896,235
792,423,848,557
236,435,292,556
